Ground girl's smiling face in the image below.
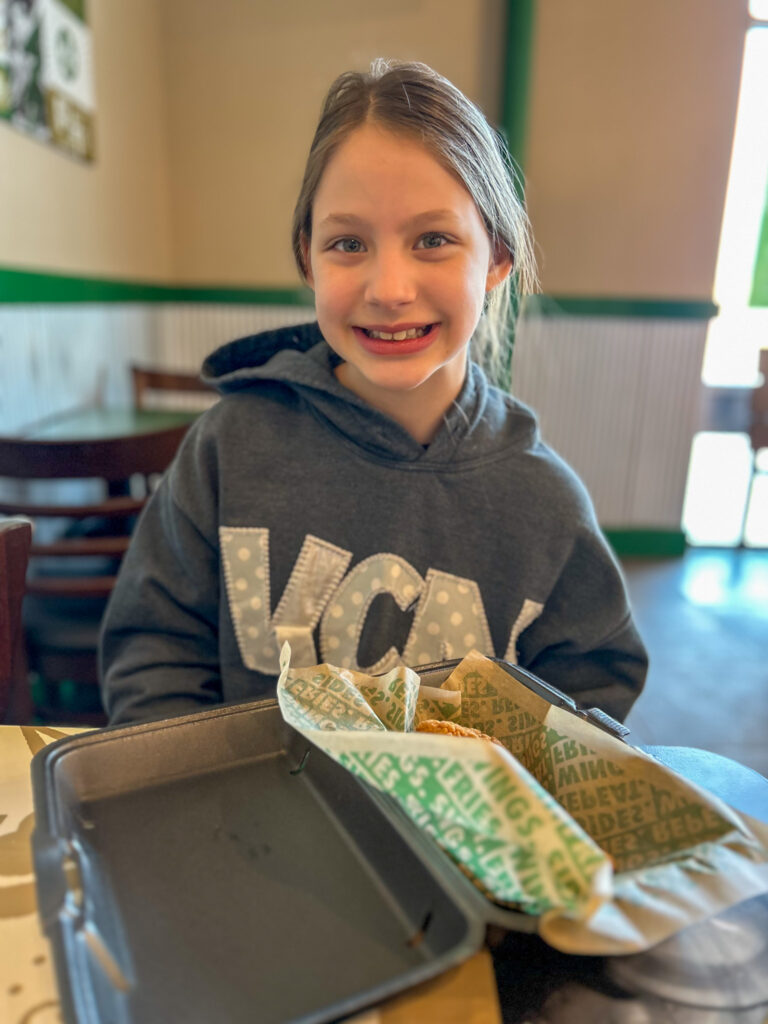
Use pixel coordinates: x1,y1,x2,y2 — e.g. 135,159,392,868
304,122,511,438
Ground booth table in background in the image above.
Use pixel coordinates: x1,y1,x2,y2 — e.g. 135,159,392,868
23,407,199,442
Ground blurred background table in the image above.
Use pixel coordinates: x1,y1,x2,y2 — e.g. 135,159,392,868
22,407,199,442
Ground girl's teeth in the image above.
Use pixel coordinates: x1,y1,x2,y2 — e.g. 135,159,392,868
366,326,430,340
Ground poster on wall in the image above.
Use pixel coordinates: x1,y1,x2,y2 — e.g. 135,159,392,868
0,0,95,161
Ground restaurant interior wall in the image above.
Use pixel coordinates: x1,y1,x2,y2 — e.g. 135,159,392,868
524,0,744,301
154,0,506,287
0,0,173,281
0,1,748,550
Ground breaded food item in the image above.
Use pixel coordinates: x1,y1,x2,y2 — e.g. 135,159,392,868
454,859,522,911
416,719,505,747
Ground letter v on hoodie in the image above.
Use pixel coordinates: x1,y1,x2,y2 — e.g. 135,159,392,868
99,321,647,725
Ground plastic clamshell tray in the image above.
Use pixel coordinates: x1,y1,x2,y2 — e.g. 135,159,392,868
31,697,532,1024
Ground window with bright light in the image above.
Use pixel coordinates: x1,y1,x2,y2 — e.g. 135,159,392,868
682,15,768,547
701,26,768,387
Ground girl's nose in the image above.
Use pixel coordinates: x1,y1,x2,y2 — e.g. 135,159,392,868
364,251,417,307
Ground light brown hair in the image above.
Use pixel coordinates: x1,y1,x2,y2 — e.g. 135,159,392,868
292,59,537,387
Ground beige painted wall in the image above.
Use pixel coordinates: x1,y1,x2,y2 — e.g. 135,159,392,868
1,0,750,300
156,0,503,285
525,0,748,299
0,0,173,279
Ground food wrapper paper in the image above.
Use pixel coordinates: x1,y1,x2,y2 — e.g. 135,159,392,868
276,646,768,955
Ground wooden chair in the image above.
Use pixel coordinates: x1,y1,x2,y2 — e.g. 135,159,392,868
0,426,190,725
0,518,33,723
131,365,217,411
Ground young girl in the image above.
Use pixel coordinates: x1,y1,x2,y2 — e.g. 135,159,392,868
100,60,647,725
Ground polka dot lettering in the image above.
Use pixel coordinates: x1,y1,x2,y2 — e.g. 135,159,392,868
403,569,493,666
220,528,352,674
504,598,544,664
320,554,424,673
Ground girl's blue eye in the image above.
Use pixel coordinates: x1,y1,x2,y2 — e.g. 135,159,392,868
332,238,365,253
417,233,448,250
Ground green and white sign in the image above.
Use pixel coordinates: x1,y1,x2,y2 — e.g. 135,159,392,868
0,0,94,161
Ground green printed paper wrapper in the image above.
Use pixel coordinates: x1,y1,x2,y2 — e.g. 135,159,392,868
276,647,768,954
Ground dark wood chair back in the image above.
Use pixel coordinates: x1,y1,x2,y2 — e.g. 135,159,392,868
0,429,189,597
0,519,32,722
750,349,768,453
131,365,216,411
0,425,191,723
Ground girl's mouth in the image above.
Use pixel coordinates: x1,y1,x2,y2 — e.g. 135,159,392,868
353,323,439,356
360,324,433,341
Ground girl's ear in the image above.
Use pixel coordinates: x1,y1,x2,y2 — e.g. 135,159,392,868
485,248,513,293
301,235,315,290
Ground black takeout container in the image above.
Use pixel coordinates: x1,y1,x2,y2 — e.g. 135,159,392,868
30,699,512,1023
30,662,630,1024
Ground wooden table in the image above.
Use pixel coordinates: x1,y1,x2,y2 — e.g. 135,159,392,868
0,725,501,1024
6,407,201,503
22,407,199,442
2,725,83,1024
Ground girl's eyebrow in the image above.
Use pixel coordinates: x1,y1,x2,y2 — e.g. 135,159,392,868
318,209,460,229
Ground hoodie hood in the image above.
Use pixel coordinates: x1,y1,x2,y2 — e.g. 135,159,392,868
201,320,539,466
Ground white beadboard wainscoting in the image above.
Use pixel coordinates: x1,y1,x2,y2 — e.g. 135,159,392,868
1,303,707,530
0,304,315,433
511,314,708,528
0,304,154,433
151,304,317,367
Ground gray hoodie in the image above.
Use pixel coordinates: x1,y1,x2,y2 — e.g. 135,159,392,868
100,321,647,724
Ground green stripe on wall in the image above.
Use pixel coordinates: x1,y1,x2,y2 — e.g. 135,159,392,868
0,267,717,319
524,294,718,320
603,528,687,559
0,266,313,305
